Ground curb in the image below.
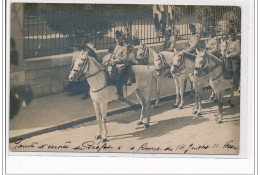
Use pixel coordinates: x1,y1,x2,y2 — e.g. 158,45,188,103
9,86,211,143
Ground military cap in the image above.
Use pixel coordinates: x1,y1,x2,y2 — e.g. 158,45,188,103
115,30,123,38
85,42,95,53
189,24,196,30
229,26,238,34
209,26,216,35
165,27,172,32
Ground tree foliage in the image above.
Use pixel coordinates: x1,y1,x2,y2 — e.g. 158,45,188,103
43,4,149,48
222,10,240,32
194,6,220,37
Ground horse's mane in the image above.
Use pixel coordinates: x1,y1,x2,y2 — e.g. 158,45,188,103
89,56,103,69
183,52,196,61
206,52,222,64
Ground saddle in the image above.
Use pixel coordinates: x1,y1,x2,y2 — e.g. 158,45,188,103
106,63,136,85
222,57,233,79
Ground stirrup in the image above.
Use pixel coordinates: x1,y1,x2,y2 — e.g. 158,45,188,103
118,95,125,102
127,80,132,86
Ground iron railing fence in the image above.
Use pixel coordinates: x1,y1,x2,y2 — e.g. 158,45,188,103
23,5,241,58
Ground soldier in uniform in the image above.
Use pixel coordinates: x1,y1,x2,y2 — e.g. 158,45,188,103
184,24,201,54
205,27,219,57
110,30,135,101
164,27,177,51
225,27,241,91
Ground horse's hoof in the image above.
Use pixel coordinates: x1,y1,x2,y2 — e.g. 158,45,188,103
230,103,235,108
94,135,101,140
101,138,108,143
178,106,183,110
154,105,159,109
217,120,223,124
173,104,178,109
209,96,214,101
144,124,150,128
192,110,197,115
137,121,144,125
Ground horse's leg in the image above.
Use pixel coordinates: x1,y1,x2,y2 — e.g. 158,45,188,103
209,90,215,101
154,76,160,108
230,86,235,108
143,88,151,128
216,91,224,124
174,79,180,108
197,84,203,116
183,78,187,93
178,77,185,109
100,102,108,142
92,101,102,140
136,88,151,128
192,84,198,115
135,89,146,125
189,78,194,98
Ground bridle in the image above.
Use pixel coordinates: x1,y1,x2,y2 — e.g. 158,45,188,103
171,55,186,75
71,56,108,92
137,45,149,65
155,53,170,75
194,54,223,81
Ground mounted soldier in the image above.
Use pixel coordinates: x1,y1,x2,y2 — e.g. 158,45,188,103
184,24,201,54
109,30,136,101
164,27,177,52
224,26,241,91
205,26,219,57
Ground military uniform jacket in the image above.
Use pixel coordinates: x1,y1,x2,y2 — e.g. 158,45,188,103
112,44,129,68
206,37,219,55
186,33,200,53
225,39,241,59
220,39,227,56
164,35,177,51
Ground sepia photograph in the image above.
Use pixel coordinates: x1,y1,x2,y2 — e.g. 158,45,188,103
9,3,242,155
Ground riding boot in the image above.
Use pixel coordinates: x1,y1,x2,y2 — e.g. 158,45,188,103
116,82,124,101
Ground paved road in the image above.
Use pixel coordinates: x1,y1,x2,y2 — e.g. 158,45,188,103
10,90,240,155
10,76,192,131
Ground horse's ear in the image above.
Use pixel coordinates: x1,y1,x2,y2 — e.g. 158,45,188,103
196,49,199,55
203,49,207,55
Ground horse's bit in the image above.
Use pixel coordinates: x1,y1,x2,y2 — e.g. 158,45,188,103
137,45,149,65
195,56,223,80
172,55,186,75
156,53,170,75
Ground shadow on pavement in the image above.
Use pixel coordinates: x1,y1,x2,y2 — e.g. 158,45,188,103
109,116,209,141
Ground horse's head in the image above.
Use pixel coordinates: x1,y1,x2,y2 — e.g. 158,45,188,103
170,49,183,74
194,49,207,76
136,44,147,60
69,55,87,82
153,51,164,75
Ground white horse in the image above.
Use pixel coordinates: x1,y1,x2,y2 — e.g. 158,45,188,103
102,44,175,108
69,54,154,142
193,49,235,123
169,50,196,109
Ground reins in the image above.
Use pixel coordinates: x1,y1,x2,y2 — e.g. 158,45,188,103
172,55,186,75
196,55,223,80
74,56,109,92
